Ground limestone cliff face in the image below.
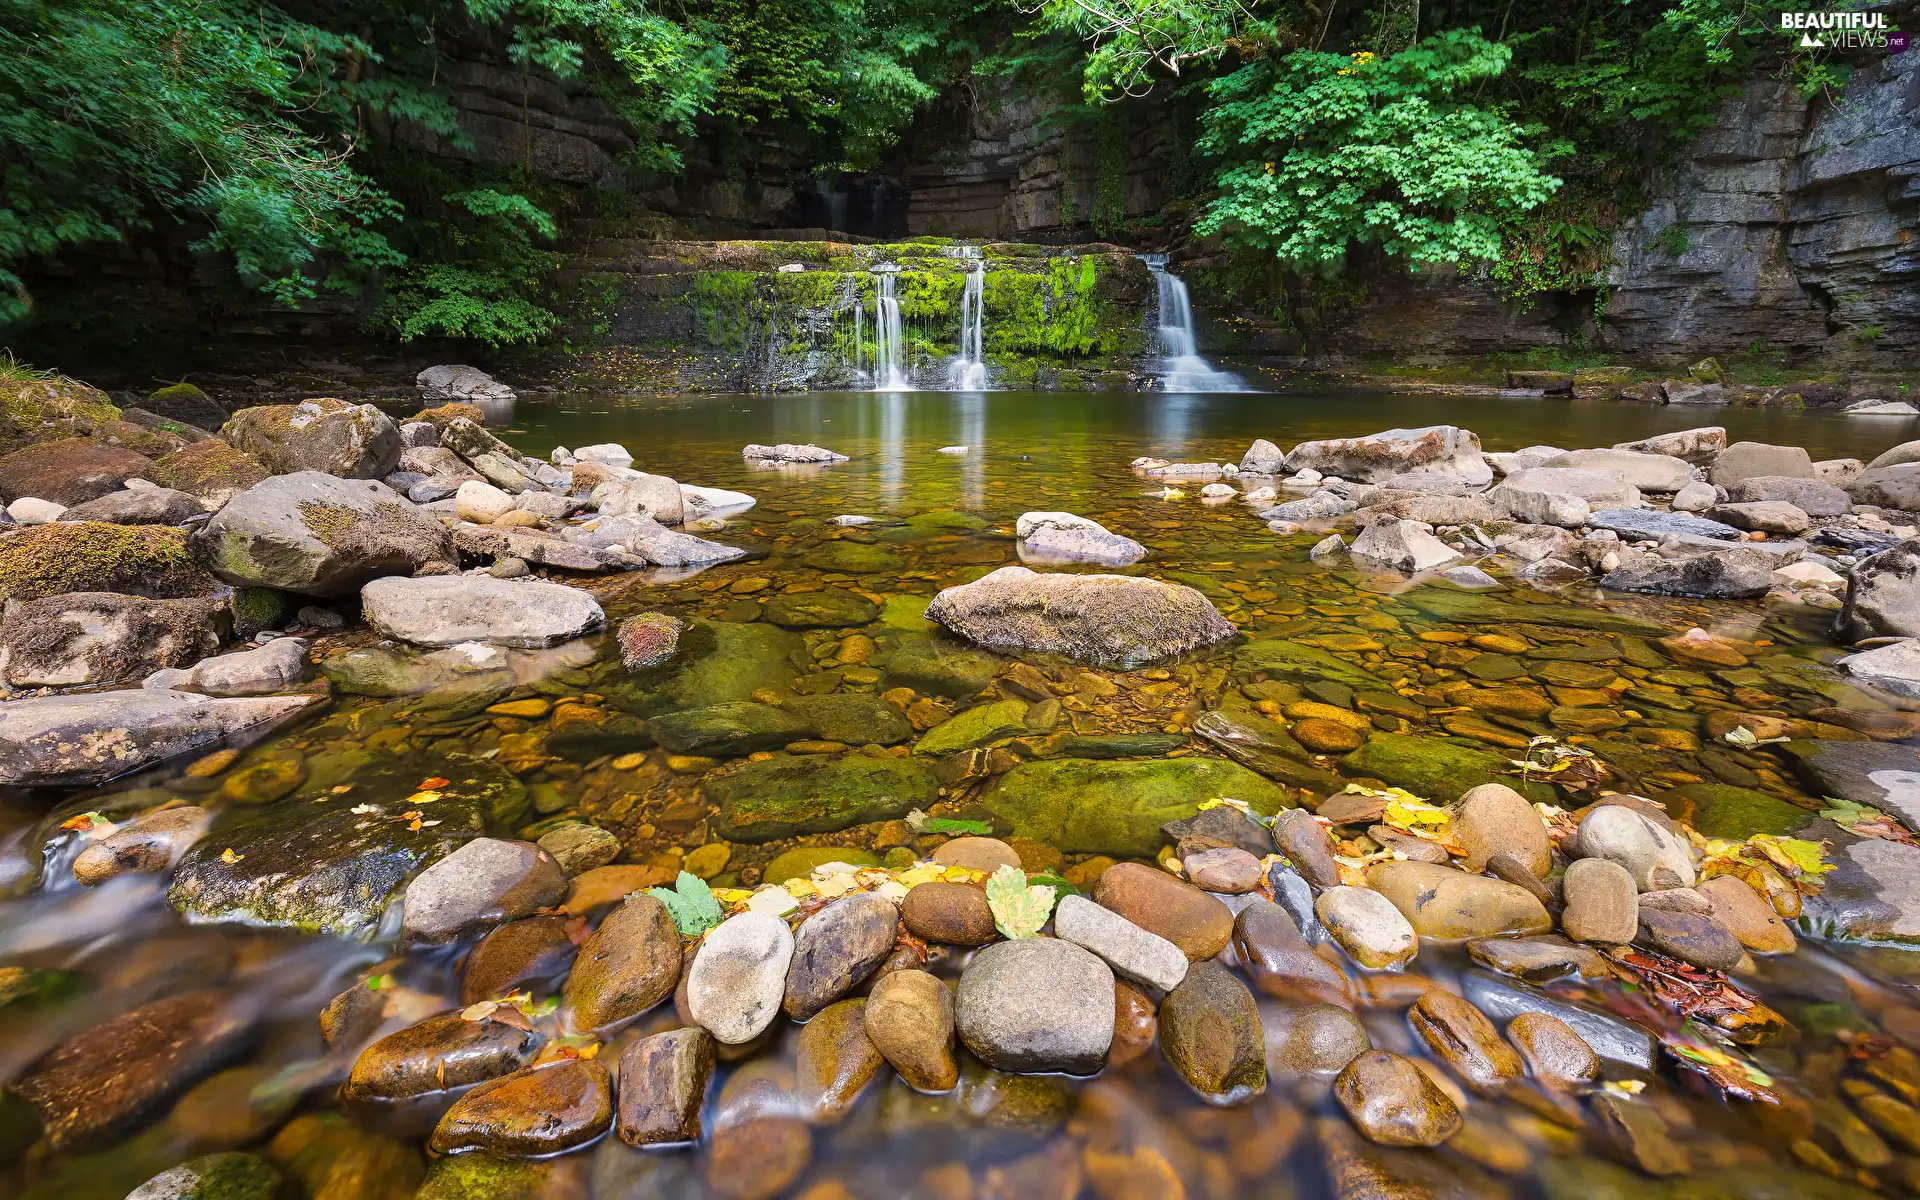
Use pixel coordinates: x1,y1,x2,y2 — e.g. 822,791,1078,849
390,61,640,190
1604,52,1919,363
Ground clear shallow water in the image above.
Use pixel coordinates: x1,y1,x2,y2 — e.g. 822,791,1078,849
3,390,1919,1199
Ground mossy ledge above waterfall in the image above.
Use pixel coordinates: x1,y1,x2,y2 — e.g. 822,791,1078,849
537,237,1156,393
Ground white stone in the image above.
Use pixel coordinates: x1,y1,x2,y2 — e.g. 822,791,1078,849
1315,886,1416,968
679,484,756,516
5,497,66,524
1671,481,1718,512
743,443,848,464
1772,560,1845,588
1492,486,1591,529
453,479,517,524
1543,449,1692,493
1241,439,1287,474
1842,640,1920,700
687,911,795,1043
1349,519,1462,573
1848,401,1920,415
1052,894,1188,992
1285,425,1491,487
1243,486,1277,502
831,515,873,526
1015,511,1103,539
1309,534,1346,560
1200,482,1237,498
1018,524,1147,567
937,445,969,455
573,442,636,469
190,637,311,696
1612,427,1726,464
1487,446,1567,476
590,470,684,525
361,575,605,648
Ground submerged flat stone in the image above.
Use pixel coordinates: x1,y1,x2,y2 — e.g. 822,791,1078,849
0,689,319,787
706,754,939,842
1399,588,1669,636
983,757,1289,857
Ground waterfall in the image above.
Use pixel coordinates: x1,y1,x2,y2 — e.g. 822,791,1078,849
873,266,911,391
1141,253,1247,392
947,248,987,390
852,300,864,376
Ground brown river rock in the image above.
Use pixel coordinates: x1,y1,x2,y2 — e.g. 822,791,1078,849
1234,899,1353,1007
1158,962,1267,1106
864,969,958,1092
617,1026,715,1145
707,1068,813,1200
1334,1051,1463,1147
1270,807,1342,889
462,912,578,1005
11,987,256,1151
343,1013,541,1101
1264,1001,1371,1075
1507,1011,1600,1086
1092,862,1235,961
428,1057,613,1156
1450,783,1553,875
270,1112,424,1200
796,998,885,1123
785,892,899,1020
1366,861,1552,940
900,881,996,945
1110,979,1159,1068
560,894,682,1030
1409,988,1524,1094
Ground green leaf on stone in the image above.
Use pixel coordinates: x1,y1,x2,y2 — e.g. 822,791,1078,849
1025,871,1079,897
644,871,725,937
907,809,992,835
985,864,1056,939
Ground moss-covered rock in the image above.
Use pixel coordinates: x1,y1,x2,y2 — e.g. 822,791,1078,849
879,594,933,629
983,757,1290,857
0,592,228,687
1659,783,1810,838
805,540,907,574
647,701,813,755
764,846,883,883
167,750,520,938
0,437,154,506
1234,639,1388,690
1400,588,1669,636
267,1113,422,1200
600,619,802,716
228,588,288,639
126,1152,284,1200
415,1152,576,1200
0,376,120,456
143,383,229,431
781,693,913,745
761,587,880,628
192,472,454,596
886,632,1002,699
1340,733,1556,804
413,402,486,429
150,440,270,507
221,398,401,479
0,523,213,602
706,754,939,841
915,699,1031,756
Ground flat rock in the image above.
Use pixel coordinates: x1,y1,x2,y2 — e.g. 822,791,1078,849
1465,935,1608,982
1334,1051,1461,1147
0,689,316,787
0,437,155,506
1711,442,1815,487
428,1058,612,1156
706,754,938,842
0,591,228,688
1709,500,1811,534
1019,522,1148,566
1053,893,1189,991
343,1012,540,1101
784,892,899,1020
984,756,1288,858
1797,829,1920,945
743,443,847,464
1410,987,1524,1092
1781,739,1920,826
1235,900,1352,1006
1588,507,1739,540
955,938,1115,1074
1461,970,1655,1073
617,1027,715,1145
1726,475,1851,516
1367,861,1552,940
402,837,567,943
925,565,1235,669
1613,427,1725,464
362,575,604,648
688,912,795,1043
1543,449,1691,492
1316,886,1417,969
1636,907,1743,970
188,637,312,696
1284,426,1491,487
63,486,205,525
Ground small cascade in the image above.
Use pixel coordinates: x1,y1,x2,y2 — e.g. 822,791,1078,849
1141,253,1247,392
873,266,911,391
947,246,987,390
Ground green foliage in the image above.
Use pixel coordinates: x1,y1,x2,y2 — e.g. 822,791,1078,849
1853,324,1888,343
984,257,1129,357
1019,0,1253,100
373,186,566,347
1198,32,1564,269
0,350,55,383
645,871,725,936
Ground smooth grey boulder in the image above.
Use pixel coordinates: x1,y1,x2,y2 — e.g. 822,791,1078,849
1543,449,1691,492
1836,536,1920,641
955,937,1115,1073
1283,426,1491,487
1241,438,1286,474
1601,545,1776,598
1019,522,1147,566
687,911,795,1044
742,443,848,465
1054,894,1188,992
1709,442,1815,487
1725,475,1850,516
402,837,569,943
1612,427,1725,464
184,637,311,696
1588,508,1739,541
193,472,454,596
1259,492,1356,524
1839,640,1920,699
591,469,685,525
925,564,1234,670
0,689,317,786
1707,500,1811,534
418,364,516,402
361,575,605,648
1348,519,1461,573
1849,462,1920,511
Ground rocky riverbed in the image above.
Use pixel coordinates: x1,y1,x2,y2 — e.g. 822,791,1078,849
7,371,1920,1199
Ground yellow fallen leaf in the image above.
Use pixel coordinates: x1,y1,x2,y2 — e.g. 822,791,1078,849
219,848,242,864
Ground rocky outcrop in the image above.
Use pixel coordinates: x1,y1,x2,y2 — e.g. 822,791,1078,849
194,472,455,596
0,689,318,786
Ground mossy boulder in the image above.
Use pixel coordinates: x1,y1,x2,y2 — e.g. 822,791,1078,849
805,541,907,574
982,757,1290,857
1235,640,1389,690
0,523,213,602
647,701,813,755
0,376,120,455
0,592,229,688
415,1153,575,1200
127,1152,284,1200
706,754,939,842
167,751,522,939
228,588,289,639
1659,783,1810,838
151,440,271,507
143,384,230,431
879,594,933,630
764,846,883,883
780,693,913,745
413,402,486,429
90,417,188,459
915,699,1031,756
0,437,155,506
600,619,802,717
221,398,402,479
886,632,1003,699
192,472,455,596
1340,733,1556,804
761,587,880,628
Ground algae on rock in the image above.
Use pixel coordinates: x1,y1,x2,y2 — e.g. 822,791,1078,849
983,757,1291,857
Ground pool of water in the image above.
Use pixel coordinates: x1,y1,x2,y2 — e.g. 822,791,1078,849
3,389,1918,1199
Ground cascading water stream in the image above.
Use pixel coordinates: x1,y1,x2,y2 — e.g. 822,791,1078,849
873,266,911,391
1141,253,1247,392
947,247,987,390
